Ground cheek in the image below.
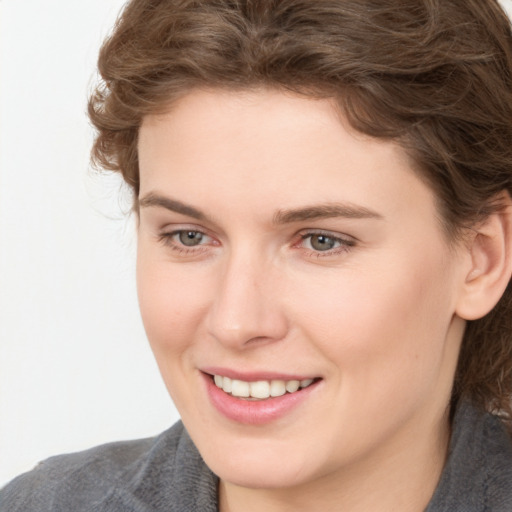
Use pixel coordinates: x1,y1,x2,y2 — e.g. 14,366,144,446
136,254,215,416
136,255,210,356
288,249,458,389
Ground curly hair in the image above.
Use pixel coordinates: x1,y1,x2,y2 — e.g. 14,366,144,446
88,0,512,418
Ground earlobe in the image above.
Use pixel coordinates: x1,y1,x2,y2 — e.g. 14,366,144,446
456,194,512,321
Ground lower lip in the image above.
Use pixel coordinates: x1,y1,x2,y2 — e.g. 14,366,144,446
203,373,320,425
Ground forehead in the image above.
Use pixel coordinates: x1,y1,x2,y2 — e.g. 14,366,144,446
137,89,438,228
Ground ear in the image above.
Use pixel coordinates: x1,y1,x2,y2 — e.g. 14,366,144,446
455,193,512,321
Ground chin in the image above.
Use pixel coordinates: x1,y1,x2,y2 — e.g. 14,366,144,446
214,461,312,490
196,434,324,490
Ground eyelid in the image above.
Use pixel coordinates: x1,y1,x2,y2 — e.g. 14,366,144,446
157,224,219,253
158,222,214,238
154,223,356,258
298,228,356,243
295,229,356,255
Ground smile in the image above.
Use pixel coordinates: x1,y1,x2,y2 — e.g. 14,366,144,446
213,375,315,400
202,369,323,424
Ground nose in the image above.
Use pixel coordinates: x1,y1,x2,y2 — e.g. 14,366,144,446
206,250,289,349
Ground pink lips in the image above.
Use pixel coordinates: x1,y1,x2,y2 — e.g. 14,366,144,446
201,369,321,425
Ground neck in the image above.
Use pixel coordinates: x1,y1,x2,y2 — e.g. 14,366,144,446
218,407,451,512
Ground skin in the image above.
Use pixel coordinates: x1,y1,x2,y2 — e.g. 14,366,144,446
136,89,472,512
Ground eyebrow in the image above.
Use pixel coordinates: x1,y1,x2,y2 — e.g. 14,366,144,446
138,192,383,224
273,203,383,224
138,193,207,220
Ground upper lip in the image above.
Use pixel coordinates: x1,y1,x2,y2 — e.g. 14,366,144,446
201,367,320,382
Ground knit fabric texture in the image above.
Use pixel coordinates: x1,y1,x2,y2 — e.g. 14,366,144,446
2,401,511,511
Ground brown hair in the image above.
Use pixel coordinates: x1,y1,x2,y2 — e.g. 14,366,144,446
88,0,512,418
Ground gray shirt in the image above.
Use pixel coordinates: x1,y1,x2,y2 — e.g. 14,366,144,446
2,401,512,511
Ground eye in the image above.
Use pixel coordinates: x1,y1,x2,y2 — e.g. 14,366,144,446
299,231,355,255
306,234,339,251
176,230,205,247
157,228,214,253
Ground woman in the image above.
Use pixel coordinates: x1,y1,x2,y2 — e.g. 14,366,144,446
2,0,512,510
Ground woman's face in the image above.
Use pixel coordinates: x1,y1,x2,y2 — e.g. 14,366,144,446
137,89,467,490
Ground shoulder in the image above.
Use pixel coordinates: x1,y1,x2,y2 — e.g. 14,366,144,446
0,421,217,512
427,401,512,512
476,407,512,510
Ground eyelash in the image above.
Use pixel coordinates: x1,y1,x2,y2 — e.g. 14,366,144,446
157,229,214,255
157,229,355,257
298,231,355,257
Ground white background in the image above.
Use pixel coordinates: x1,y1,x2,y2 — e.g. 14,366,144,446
1,0,512,488
0,0,177,487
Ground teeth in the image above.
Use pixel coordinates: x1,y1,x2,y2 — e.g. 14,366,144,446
231,379,250,397
250,380,270,399
285,380,300,393
270,380,286,397
300,379,314,388
213,375,316,399
222,376,232,393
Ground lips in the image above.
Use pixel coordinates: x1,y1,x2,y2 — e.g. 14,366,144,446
201,369,322,425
